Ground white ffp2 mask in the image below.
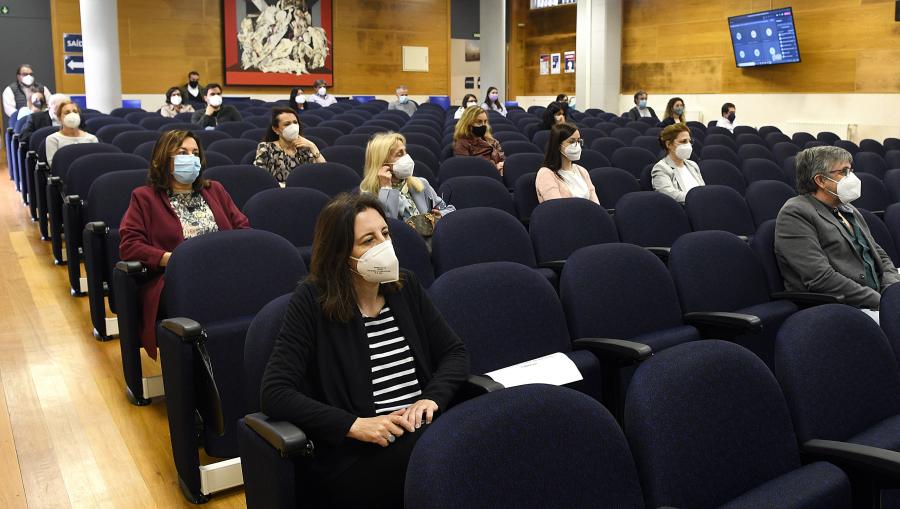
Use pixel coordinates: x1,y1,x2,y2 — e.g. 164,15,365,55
391,154,415,179
827,172,862,204
351,240,399,284
281,123,300,141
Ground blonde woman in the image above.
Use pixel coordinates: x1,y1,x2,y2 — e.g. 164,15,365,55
361,132,454,237
45,99,97,166
452,106,505,174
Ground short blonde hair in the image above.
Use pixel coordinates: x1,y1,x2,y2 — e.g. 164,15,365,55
55,98,78,119
360,132,424,196
454,106,493,142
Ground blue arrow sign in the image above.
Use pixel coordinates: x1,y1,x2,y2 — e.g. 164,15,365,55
63,33,83,53
64,55,84,74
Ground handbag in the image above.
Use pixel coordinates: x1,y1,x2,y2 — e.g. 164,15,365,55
405,212,436,237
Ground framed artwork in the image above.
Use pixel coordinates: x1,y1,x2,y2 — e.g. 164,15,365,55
223,0,333,86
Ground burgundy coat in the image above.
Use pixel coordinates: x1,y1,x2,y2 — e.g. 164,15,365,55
118,181,250,358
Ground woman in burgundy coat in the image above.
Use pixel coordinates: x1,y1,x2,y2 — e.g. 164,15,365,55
119,129,249,358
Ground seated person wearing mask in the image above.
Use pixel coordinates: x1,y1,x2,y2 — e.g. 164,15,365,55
260,192,469,508
453,106,505,175
775,146,900,310
253,107,325,183
16,91,46,120
310,79,337,107
482,87,507,116
626,90,659,123
183,71,205,109
717,102,737,132
361,132,454,238
20,92,69,144
45,99,98,166
651,123,704,203
536,123,598,204
388,86,417,117
659,97,686,127
556,93,575,115
453,94,478,120
540,102,566,132
289,87,307,112
191,83,242,127
119,129,249,358
159,87,194,118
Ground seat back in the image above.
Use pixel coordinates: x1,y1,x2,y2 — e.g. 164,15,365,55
203,165,279,210
189,129,231,149
854,151,888,180
748,219,785,293
406,385,643,508
735,133,765,147
611,146,658,178
430,262,571,373
502,152,544,189
96,124,145,144
243,293,293,411
50,142,121,180
738,144,775,163
432,207,536,275
438,156,502,184
700,144,741,167
207,139,260,164
84,169,148,228
879,284,900,369
859,138,885,157
438,176,515,215
697,159,746,194
774,304,900,443
320,145,365,176
615,191,691,248
386,218,435,288
669,230,772,312
112,130,161,154
562,244,685,339
684,185,755,236
500,140,541,156
513,172,540,223
529,199,618,263
284,162,361,196
625,340,804,508
855,172,889,213
745,180,796,227
704,133,736,151
771,141,800,165
66,153,148,200
886,169,900,204
858,209,898,265
589,167,640,209
242,187,330,248
214,121,257,138
817,131,840,145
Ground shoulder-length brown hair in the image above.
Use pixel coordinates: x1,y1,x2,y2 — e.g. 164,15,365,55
147,129,209,192
264,107,304,143
308,193,403,322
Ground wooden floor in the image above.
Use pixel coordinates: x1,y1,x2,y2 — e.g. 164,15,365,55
0,160,246,508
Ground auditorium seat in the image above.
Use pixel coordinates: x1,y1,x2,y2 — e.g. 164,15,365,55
85,115,130,134
500,140,542,156
855,172,890,214
590,137,626,160
112,130,160,154
742,157,788,184
884,169,900,203
214,120,257,139
317,119,355,135
764,131,792,149
304,126,343,147
386,217,435,287
501,152,543,190
858,138,885,157
736,133,765,148
625,340,851,508
684,185,755,237
631,135,663,157
774,304,900,506
203,165,278,210
705,133,737,151
669,230,799,367
437,176,513,215
700,144,741,168
817,131,841,145
854,151,888,180
578,148,611,170
96,123,145,144
611,146,658,179
737,143,777,163
243,187,329,265
438,156,502,185
744,180,797,228
513,172,539,223
614,191,691,257
284,162,361,196
430,262,603,401
857,209,898,265
320,145,365,176
835,139,859,156
189,129,231,149
791,131,815,147
757,125,782,139
589,167,640,210
611,127,642,146
528,199,618,266
772,141,800,165
407,385,644,508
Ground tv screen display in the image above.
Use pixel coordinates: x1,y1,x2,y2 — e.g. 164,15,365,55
728,7,800,67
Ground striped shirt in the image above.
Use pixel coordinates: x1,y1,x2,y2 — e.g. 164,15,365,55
366,307,423,414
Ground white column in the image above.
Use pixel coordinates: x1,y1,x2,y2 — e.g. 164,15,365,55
479,0,506,102
576,0,622,112
79,0,123,112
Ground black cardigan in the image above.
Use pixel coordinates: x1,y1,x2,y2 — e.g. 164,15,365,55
260,269,470,475
626,106,659,123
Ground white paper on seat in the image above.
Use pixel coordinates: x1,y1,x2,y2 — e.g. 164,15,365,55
861,309,880,325
485,352,583,388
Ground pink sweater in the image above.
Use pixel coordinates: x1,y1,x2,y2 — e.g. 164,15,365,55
535,166,599,204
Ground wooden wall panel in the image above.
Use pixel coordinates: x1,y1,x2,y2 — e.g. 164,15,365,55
622,0,900,94
508,3,576,99
50,0,450,97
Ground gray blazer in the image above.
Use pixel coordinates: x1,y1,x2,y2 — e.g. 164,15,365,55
651,156,705,203
774,194,900,309
377,178,455,220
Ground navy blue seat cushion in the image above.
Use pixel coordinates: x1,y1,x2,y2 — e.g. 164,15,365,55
718,462,850,509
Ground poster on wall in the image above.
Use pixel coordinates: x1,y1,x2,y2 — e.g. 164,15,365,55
539,54,550,75
465,41,481,62
550,53,561,74
223,0,333,86
564,51,575,73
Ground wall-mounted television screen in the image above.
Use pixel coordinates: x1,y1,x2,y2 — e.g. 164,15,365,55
728,7,800,67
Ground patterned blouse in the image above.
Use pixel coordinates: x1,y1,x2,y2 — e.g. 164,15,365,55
159,103,195,118
253,141,318,183
393,181,422,221
167,190,218,239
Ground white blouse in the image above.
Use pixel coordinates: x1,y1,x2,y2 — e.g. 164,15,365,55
558,167,590,200
675,164,701,193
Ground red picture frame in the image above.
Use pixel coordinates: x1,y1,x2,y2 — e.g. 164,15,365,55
223,0,334,86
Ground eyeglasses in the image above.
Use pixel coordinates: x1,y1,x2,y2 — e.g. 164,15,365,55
827,168,854,178
566,139,584,147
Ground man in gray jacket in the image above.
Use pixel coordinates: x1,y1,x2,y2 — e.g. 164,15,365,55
775,146,900,309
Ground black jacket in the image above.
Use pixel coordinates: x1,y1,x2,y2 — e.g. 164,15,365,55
191,105,242,128
21,110,53,144
182,83,206,109
626,106,659,123
260,270,470,476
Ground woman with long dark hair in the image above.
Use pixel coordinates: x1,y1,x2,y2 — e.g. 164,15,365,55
252,106,325,183
261,193,469,507
481,86,507,116
288,87,307,112
535,122,598,204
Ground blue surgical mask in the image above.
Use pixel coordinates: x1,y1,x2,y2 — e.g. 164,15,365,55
638,99,647,108
172,154,201,184
674,106,685,116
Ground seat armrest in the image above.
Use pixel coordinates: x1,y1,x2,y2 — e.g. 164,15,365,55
64,194,81,205
85,221,108,234
684,311,763,334
115,260,146,275
465,374,504,394
771,291,843,306
48,175,60,185
646,247,671,263
160,317,203,339
802,439,900,483
573,337,652,363
244,412,314,459
737,235,749,242
606,208,615,215
537,260,566,272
